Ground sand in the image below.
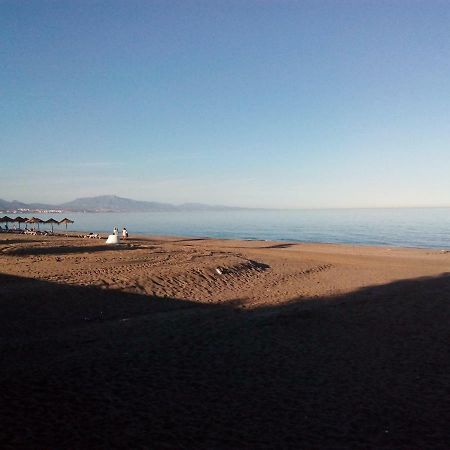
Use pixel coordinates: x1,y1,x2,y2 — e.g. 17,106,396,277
1,233,449,448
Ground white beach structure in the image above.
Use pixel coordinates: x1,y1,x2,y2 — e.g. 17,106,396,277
105,234,120,244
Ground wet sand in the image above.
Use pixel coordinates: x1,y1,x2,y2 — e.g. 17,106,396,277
1,234,449,448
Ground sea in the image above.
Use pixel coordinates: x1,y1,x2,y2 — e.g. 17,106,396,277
15,208,450,249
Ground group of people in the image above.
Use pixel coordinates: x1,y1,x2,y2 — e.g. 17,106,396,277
113,226,128,239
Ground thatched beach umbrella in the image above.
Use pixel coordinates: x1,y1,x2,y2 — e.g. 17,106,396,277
45,218,59,233
59,218,74,230
1,216,14,229
26,217,44,230
14,216,27,229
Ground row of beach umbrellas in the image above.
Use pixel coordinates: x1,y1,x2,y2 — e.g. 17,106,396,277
0,216,74,232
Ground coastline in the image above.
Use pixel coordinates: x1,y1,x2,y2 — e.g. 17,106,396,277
4,206,449,249
1,233,450,448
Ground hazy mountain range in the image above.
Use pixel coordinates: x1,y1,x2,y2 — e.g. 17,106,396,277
0,195,247,213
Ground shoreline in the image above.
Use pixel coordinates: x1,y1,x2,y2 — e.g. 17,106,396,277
3,228,449,252
2,206,449,249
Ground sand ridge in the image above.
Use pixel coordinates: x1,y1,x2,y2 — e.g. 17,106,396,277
2,234,448,307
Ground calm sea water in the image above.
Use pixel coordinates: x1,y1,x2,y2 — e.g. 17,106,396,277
18,208,450,249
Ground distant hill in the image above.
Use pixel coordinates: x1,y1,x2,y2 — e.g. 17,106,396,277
0,199,24,211
0,199,56,211
59,195,177,212
0,195,247,213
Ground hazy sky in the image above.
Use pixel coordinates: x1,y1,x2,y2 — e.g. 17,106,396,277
1,1,450,208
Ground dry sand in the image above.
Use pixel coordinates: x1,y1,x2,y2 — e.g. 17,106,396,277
1,234,449,448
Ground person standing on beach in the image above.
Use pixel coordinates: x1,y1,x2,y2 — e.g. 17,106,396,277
122,227,128,240
113,226,118,236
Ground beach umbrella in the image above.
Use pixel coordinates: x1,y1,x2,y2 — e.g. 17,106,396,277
0,216,14,229
14,216,27,229
44,218,59,233
59,218,74,230
26,217,44,230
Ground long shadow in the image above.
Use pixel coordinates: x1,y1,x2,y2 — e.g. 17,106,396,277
171,237,210,243
263,242,298,249
1,243,139,256
1,273,449,449
0,238,44,245
133,237,210,246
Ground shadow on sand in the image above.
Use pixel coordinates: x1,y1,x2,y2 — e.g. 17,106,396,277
0,238,45,245
1,272,449,449
1,244,139,257
263,243,299,249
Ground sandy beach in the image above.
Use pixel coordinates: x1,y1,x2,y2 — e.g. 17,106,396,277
1,233,449,448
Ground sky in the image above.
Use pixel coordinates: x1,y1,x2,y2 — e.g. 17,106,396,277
1,0,450,208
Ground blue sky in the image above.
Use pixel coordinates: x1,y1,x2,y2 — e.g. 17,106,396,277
1,0,450,208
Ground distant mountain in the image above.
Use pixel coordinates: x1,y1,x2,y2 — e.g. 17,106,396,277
0,199,56,211
0,199,20,210
0,195,247,213
59,195,177,212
